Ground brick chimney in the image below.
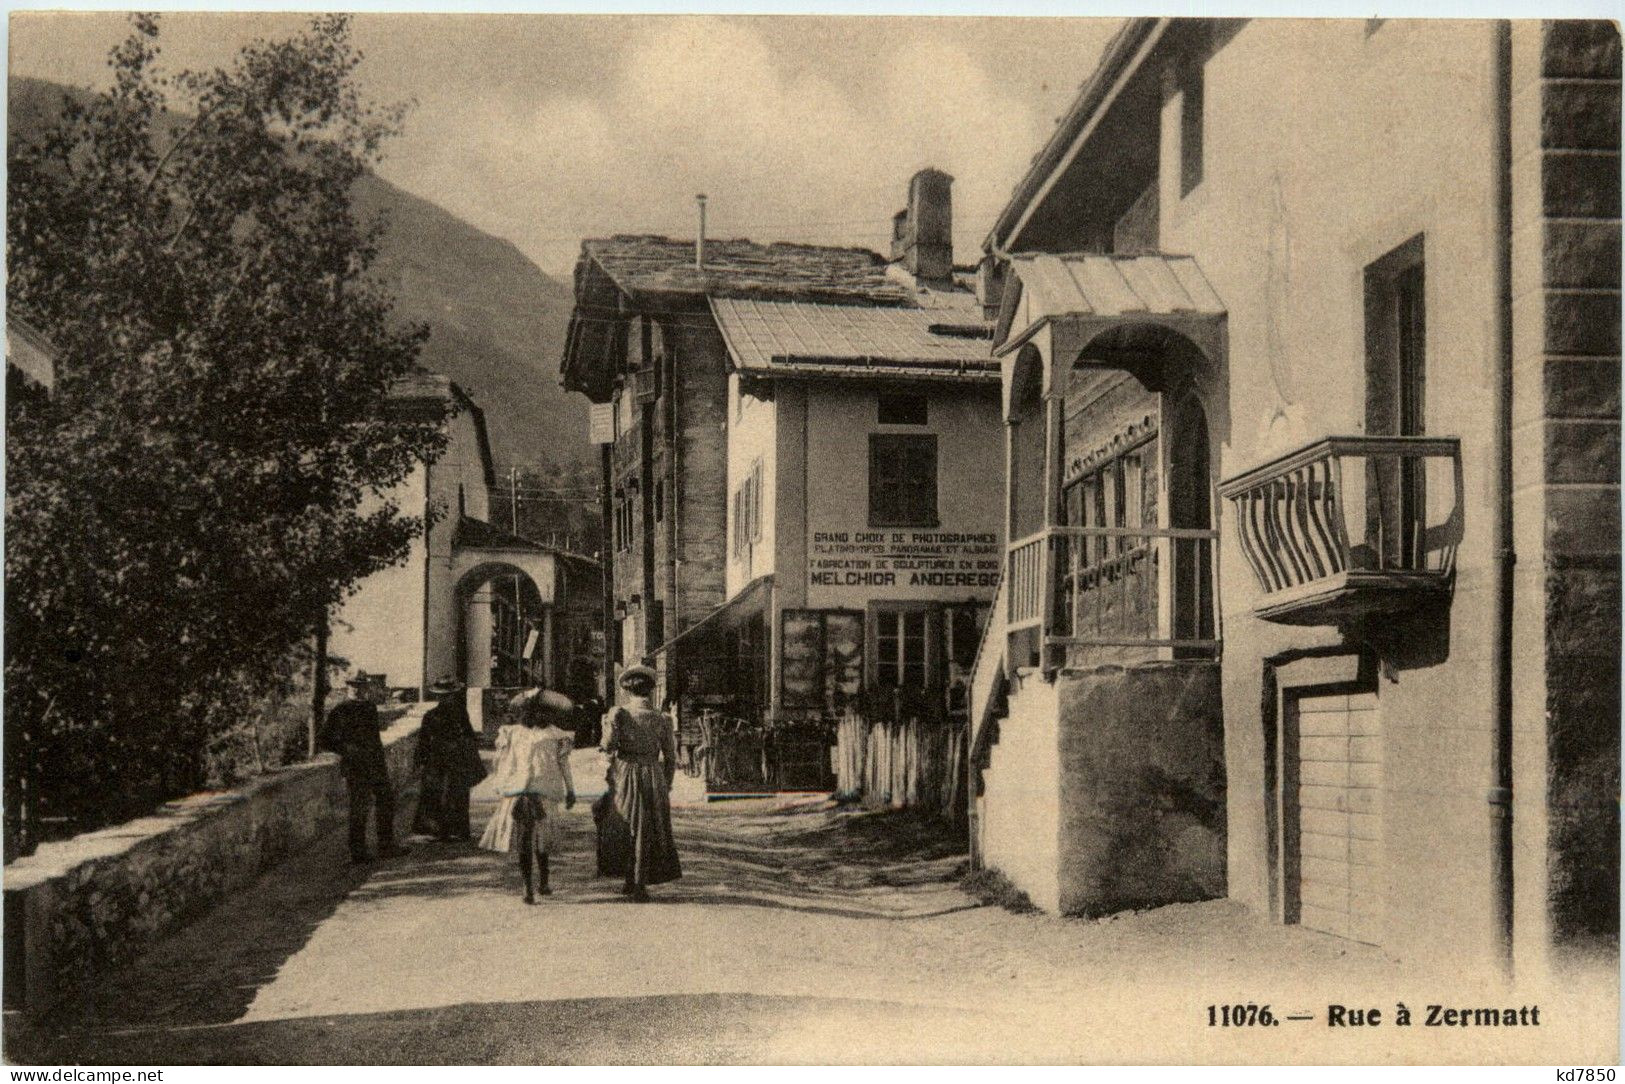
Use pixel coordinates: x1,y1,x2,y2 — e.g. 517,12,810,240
900,168,953,283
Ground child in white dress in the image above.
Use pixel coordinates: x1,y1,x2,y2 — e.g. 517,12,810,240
479,688,576,903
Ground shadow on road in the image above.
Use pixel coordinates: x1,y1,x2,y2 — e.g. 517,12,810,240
350,801,975,921
40,991,1020,1065
11,793,977,1064
10,840,376,1061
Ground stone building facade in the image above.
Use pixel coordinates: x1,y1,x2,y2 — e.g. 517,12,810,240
562,175,1005,803
561,228,932,695
332,375,603,703
970,17,1619,979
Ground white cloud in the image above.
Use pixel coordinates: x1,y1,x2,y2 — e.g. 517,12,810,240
380,16,1060,277
10,13,1112,278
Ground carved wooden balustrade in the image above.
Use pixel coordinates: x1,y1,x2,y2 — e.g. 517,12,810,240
1217,436,1462,626
1007,525,1219,670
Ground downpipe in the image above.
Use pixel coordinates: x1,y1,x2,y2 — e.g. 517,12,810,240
1488,18,1516,978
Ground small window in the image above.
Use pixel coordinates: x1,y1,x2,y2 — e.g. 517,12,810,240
878,392,928,426
732,459,764,557
869,434,938,527
1180,61,1204,197
614,486,635,553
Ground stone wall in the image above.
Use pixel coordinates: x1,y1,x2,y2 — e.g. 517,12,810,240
2,710,423,1019
1055,661,1226,915
979,662,1225,917
1510,19,1622,968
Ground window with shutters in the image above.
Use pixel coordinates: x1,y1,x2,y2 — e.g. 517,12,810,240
732,458,763,557
869,434,938,528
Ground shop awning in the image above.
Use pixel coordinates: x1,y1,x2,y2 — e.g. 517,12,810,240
991,252,1226,371
651,574,774,657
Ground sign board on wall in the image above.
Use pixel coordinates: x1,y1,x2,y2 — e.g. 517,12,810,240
589,402,615,445
808,530,1001,595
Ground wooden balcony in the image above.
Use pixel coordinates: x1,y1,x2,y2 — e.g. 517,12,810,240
1006,525,1220,671
1217,436,1462,626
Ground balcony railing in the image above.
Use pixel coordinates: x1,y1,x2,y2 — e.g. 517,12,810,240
1217,435,1462,626
1007,525,1220,670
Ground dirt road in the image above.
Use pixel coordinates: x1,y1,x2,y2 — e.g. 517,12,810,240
12,752,1614,1064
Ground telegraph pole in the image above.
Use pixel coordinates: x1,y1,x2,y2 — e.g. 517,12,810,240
509,466,525,684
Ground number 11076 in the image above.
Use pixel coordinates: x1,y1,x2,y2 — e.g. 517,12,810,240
1207,1004,1277,1027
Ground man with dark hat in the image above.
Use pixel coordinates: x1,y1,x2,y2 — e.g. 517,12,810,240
321,671,407,864
412,676,482,842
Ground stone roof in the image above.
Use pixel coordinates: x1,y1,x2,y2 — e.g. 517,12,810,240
385,373,496,490
580,235,915,306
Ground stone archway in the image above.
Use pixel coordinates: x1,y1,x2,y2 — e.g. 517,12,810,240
448,550,557,690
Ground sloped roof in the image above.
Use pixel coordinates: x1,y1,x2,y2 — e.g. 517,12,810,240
993,252,1225,355
5,318,55,394
385,372,497,489
581,235,914,306
711,298,998,381
6,316,56,390
452,516,550,553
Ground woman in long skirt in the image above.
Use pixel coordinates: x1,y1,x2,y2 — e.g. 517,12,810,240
413,677,480,841
480,688,576,903
597,666,680,901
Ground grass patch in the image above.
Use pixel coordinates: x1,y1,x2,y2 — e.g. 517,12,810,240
961,867,1039,914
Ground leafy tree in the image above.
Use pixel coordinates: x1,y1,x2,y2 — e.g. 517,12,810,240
5,14,448,856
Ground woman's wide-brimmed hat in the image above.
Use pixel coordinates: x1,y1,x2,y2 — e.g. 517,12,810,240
508,687,574,715
618,665,657,689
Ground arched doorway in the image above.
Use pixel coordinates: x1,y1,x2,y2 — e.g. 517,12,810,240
1060,319,1218,663
453,561,546,689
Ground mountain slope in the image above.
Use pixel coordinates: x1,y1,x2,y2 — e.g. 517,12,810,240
8,76,589,469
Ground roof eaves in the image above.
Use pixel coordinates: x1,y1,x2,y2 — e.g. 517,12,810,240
448,383,498,490
986,17,1164,256
766,356,1001,382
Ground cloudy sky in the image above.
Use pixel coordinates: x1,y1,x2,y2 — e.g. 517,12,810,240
10,12,1121,278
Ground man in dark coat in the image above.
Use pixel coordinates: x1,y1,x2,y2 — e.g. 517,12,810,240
322,672,407,864
412,676,480,841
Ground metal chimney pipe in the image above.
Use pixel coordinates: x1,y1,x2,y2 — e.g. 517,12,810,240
695,194,708,270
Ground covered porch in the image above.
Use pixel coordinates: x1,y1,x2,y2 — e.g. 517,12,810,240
994,252,1227,674
971,251,1232,915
